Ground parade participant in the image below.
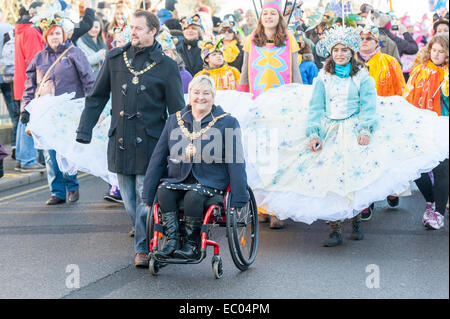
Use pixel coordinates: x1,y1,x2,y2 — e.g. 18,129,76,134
243,26,448,245
358,25,406,97
22,20,95,205
142,75,249,260
358,25,407,214
76,10,185,268
177,14,204,77
219,16,244,71
195,38,241,90
76,18,108,76
105,3,132,49
237,0,302,229
14,1,46,173
156,26,192,94
404,34,449,229
238,0,302,100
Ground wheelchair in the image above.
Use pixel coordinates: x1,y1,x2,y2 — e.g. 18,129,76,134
145,185,259,279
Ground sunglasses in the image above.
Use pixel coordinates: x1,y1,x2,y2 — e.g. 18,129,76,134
360,36,375,41
220,29,234,34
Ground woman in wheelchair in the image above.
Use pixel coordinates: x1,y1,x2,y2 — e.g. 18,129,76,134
142,75,249,260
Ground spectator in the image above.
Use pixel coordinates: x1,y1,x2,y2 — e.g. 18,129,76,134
76,18,107,76
22,22,95,205
0,9,17,154
297,32,319,85
375,12,418,58
14,1,46,172
242,10,257,36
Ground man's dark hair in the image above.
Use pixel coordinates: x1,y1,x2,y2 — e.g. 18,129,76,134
133,9,160,31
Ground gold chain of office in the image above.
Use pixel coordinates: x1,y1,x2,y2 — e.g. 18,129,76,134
176,111,229,160
123,52,156,84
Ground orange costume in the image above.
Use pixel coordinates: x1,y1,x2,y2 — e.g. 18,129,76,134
365,51,406,96
404,61,449,116
194,64,241,90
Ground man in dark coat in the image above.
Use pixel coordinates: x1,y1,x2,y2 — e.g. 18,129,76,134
76,10,185,267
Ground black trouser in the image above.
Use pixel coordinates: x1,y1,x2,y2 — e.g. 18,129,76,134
157,187,210,218
415,159,449,215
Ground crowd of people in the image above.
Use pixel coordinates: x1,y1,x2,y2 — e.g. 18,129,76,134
0,0,448,268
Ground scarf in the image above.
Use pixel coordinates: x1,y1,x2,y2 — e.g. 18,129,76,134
335,63,351,78
80,32,107,53
183,38,199,48
359,47,381,62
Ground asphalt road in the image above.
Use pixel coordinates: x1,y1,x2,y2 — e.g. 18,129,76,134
0,175,448,299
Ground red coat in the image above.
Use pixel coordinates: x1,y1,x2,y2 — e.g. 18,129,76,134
13,21,44,101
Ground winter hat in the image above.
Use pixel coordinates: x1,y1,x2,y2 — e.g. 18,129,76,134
262,0,283,14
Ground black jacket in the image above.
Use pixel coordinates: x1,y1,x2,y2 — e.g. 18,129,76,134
177,39,204,77
71,8,95,45
380,28,419,57
142,105,249,208
76,42,185,175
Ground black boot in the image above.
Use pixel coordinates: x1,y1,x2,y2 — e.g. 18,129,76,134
324,221,343,247
173,216,203,260
351,214,364,240
155,211,180,259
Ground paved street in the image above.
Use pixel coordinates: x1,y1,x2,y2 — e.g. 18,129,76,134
0,175,448,299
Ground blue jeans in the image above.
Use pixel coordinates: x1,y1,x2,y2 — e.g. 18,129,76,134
44,149,79,199
0,83,18,145
117,174,148,254
15,121,38,167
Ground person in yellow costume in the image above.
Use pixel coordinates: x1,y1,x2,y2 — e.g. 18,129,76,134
357,25,407,217
219,16,244,71
358,25,405,97
195,38,241,90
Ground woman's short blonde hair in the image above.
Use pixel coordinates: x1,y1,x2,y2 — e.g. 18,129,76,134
188,75,216,97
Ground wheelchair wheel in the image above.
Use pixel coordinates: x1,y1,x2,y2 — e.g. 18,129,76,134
149,256,160,276
226,186,259,270
145,206,154,253
212,255,223,279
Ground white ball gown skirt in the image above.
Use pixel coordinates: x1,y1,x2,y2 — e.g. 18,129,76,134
25,87,448,225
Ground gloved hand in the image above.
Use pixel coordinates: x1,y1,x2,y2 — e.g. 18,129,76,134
19,111,30,124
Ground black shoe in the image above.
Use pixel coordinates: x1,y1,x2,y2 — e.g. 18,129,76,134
11,147,16,160
361,204,374,221
387,196,399,208
323,232,343,247
46,196,66,205
351,215,364,240
155,212,181,259
173,216,203,260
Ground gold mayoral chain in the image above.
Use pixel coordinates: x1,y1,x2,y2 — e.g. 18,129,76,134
123,52,156,84
176,111,229,160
